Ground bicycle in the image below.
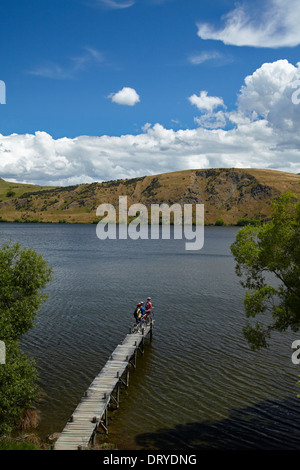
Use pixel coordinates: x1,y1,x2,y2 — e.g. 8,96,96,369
131,312,152,333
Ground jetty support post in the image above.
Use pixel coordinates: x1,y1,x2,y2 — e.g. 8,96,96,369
117,368,129,389
99,399,108,435
141,328,145,353
109,381,120,409
129,347,137,369
116,382,120,407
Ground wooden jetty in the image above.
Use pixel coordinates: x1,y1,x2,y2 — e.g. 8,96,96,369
54,319,153,450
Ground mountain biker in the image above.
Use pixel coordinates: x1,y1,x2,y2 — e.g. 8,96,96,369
133,303,142,323
145,297,152,323
140,302,146,317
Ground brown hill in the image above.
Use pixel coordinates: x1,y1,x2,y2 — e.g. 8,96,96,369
0,168,299,225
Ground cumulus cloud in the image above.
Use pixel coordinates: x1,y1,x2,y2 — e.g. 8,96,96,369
108,87,140,106
237,59,298,117
194,110,227,129
197,0,300,48
1,60,300,186
188,91,225,113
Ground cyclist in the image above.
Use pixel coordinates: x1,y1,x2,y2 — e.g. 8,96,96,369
133,302,142,323
145,297,152,323
140,302,146,318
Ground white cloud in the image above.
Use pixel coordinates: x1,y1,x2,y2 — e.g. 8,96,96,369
194,110,227,129
1,60,300,186
187,50,233,67
237,59,298,117
197,0,300,48
188,51,222,65
109,87,140,106
142,122,152,132
188,91,225,113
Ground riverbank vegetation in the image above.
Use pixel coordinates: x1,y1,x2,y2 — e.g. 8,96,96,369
231,192,300,350
0,243,52,437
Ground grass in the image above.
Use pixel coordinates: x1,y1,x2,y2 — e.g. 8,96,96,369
0,439,40,450
0,179,53,200
0,435,118,451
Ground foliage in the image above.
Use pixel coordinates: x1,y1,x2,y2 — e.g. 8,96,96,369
0,342,38,436
0,242,52,435
0,243,52,341
0,438,40,450
236,217,260,226
215,218,225,226
230,193,300,350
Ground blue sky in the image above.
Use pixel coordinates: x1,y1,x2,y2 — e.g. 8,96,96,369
1,0,300,185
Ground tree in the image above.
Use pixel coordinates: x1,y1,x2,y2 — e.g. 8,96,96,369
0,343,38,435
230,193,300,350
0,242,52,435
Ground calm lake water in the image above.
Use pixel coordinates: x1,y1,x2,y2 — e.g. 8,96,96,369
1,223,300,450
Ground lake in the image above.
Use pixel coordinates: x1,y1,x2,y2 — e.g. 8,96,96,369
0,223,299,450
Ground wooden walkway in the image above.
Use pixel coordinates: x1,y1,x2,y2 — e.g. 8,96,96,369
54,319,153,450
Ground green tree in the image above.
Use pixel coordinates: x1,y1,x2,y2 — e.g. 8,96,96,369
0,343,38,435
230,193,300,350
0,242,52,435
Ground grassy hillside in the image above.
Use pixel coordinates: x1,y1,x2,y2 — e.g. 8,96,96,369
0,178,55,199
0,168,299,225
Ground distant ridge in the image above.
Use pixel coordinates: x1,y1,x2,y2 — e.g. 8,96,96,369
0,168,299,225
